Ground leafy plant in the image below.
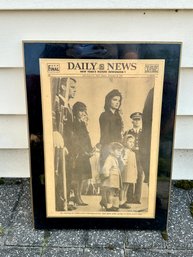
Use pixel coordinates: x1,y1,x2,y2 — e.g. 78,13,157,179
174,180,193,190
161,230,168,241
40,230,50,256
0,226,5,236
0,178,5,185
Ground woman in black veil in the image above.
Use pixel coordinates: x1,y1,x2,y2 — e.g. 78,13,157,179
99,89,124,209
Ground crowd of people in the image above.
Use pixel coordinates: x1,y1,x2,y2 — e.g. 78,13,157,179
53,77,150,212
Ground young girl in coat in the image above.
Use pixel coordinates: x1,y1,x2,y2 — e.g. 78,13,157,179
119,134,138,208
100,142,123,211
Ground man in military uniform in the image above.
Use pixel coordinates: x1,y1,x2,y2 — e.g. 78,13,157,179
53,77,77,211
124,112,143,204
128,112,142,151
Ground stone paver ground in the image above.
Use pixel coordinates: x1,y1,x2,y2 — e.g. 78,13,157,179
0,179,193,257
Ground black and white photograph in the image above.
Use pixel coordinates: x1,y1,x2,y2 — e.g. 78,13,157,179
40,58,165,218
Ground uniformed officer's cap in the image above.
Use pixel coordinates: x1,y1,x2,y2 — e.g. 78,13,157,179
130,112,142,120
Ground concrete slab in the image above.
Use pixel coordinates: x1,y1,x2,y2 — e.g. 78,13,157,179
0,181,22,247
84,248,124,257
5,209,44,247
47,230,85,247
188,187,193,202
125,230,165,249
166,186,193,249
125,250,193,257
42,247,84,257
16,179,32,211
0,183,22,227
86,230,126,248
0,247,40,257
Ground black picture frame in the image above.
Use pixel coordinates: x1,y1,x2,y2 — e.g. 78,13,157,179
23,41,181,230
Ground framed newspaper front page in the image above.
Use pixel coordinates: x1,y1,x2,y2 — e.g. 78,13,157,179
24,42,181,230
